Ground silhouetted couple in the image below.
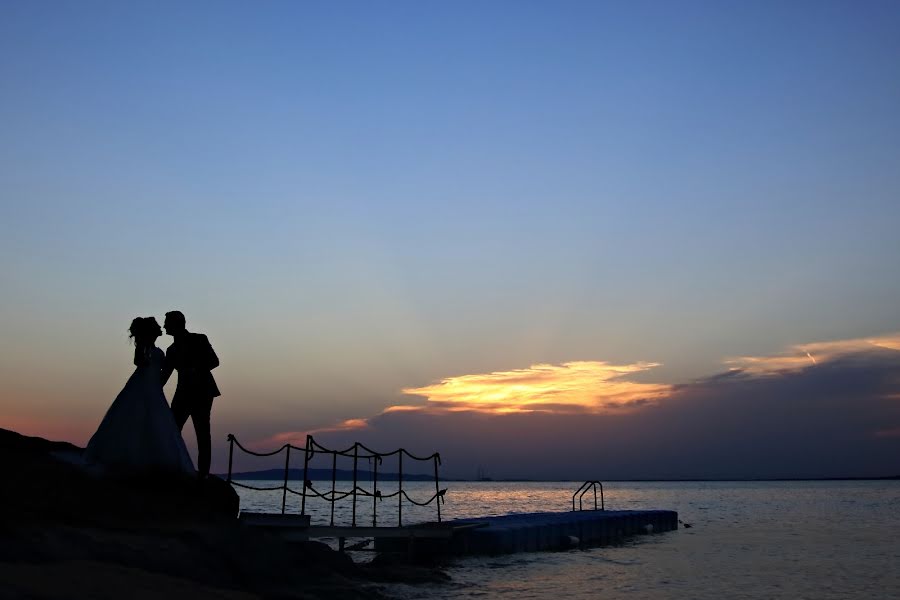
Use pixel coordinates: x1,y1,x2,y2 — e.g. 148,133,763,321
84,311,220,479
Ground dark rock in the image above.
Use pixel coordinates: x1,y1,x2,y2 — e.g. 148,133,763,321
365,551,452,583
0,427,82,454
364,554,452,584
0,427,239,526
0,428,397,599
200,474,241,518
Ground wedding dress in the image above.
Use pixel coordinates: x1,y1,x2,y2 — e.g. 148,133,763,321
84,346,195,475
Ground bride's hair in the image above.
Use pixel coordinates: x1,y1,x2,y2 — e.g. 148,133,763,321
129,317,161,366
129,317,149,343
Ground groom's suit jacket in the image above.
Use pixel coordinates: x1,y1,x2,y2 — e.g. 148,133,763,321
162,332,221,401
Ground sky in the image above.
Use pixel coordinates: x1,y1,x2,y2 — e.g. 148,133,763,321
1,1,899,479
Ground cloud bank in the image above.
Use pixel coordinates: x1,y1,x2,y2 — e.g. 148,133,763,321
264,334,900,479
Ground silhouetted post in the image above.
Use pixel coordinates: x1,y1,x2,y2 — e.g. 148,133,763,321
372,455,380,527
398,452,403,526
351,443,359,527
434,454,441,523
281,445,291,515
301,436,311,516
330,451,337,526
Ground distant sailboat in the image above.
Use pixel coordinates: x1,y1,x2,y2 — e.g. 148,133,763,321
476,465,493,482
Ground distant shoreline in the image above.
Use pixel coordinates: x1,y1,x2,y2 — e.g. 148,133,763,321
224,469,900,483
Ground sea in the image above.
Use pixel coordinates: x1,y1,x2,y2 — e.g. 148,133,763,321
234,479,900,599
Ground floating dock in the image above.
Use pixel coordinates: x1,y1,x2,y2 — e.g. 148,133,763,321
242,509,679,556
374,509,679,556
229,436,678,557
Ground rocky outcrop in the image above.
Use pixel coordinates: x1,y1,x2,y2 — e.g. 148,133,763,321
0,428,239,525
0,428,392,599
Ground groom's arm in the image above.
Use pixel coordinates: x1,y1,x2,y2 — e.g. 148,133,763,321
200,334,220,371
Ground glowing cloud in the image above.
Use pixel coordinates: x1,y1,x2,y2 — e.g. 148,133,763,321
726,333,900,374
383,405,425,413
401,360,672,414
251,418,370,448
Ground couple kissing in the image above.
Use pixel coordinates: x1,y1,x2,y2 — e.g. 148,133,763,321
84,311,220,479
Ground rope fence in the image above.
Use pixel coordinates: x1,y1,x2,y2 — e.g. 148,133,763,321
226,433,446,527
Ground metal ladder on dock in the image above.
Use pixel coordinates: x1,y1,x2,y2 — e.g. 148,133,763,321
572,480,605,511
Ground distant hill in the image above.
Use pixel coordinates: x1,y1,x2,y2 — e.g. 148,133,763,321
222,467,443,482
222,469,900,483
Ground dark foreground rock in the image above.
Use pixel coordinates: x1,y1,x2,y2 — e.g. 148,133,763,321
0,428,402,599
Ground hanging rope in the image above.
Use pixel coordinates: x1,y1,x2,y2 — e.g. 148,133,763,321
225,433,446,526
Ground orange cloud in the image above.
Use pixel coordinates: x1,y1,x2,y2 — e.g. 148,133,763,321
383,405,424,413
726,333,900,374
402,360,672,414
251,418,370,448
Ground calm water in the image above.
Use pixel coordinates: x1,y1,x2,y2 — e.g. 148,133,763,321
235,480,900,599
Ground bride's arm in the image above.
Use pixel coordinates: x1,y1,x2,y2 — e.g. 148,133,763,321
161,349,174,385
134,345,150,367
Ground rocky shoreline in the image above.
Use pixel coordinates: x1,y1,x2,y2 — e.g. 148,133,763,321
0,428,447,599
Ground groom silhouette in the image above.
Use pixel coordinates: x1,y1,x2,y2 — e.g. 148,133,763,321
161,311,220,478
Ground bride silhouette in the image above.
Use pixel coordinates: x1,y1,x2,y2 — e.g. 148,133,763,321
84,317,195,475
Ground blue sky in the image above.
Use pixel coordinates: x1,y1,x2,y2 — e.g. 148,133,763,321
1,1,899,476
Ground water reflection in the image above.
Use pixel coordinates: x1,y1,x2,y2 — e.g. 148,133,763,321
234,480,900,599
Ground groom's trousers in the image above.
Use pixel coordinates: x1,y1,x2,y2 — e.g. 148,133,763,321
172,395,214,477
